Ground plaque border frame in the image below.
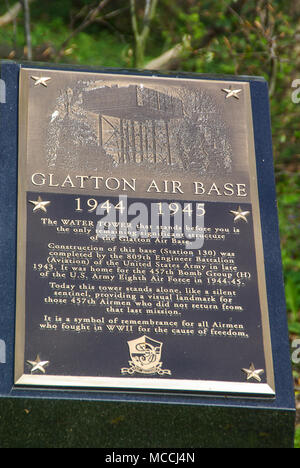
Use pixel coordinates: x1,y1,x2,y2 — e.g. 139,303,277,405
14,67,275,397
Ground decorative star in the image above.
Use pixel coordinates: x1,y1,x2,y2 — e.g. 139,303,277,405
242,363,264,382
27,354,49,374
222,87,242,99
29,196,51,213
230,206,250,223
31,76,51,87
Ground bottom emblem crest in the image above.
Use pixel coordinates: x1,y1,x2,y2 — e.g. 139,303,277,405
121,335,171,376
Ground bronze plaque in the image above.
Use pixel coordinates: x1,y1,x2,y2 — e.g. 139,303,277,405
15,67,275,396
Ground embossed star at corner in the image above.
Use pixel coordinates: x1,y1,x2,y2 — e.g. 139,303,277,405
31,76,51,87
242,363,264,382
29,196,51,213
27,355,49,374
230,206,250,223
222,88,242,99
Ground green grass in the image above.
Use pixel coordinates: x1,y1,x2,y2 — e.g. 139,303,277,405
295,426,300,448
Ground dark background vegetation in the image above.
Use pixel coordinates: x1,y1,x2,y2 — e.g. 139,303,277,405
0,0,299,447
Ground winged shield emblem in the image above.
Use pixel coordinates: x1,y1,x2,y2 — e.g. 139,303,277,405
121,335,171,376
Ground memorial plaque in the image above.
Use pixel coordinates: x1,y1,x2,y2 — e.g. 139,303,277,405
14,67,275,396
0,61,296,447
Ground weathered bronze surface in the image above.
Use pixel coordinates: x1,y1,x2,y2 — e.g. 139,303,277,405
15,67,274,396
